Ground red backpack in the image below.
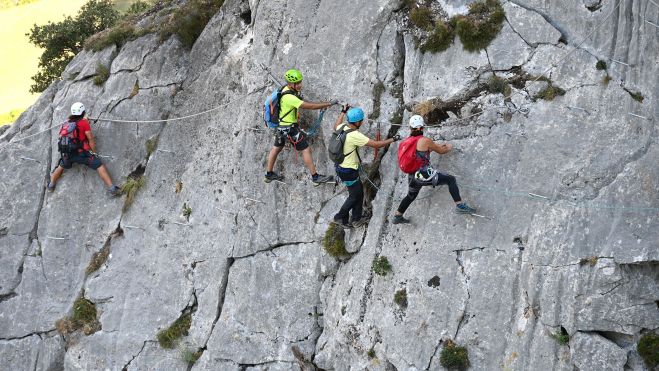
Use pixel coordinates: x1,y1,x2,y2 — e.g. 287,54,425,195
397,136,425,174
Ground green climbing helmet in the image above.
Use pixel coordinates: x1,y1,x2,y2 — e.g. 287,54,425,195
284,69,303,83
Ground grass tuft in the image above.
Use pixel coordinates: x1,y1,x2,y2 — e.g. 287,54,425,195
410,6,433,31
579,256,598,267
638,333,659,369
86,243,110,274
486,75,510,95
440,340,470,370
181,347,204,365
394,288,408,309
182,202,192,220
85,21,141,52
552,328,570,346
455,0,505,52
323,223,348,257
627,90,644,103
121,175,146,212
372,256,392,276
56,296,100,336
93,63,110,85
421,21,455,53
367,347,376,359
157,313,192,349
145,136,158,157
159,0,224,49
595,60,607,70
534,84,566,101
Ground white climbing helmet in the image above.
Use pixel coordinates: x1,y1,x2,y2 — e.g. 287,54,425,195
409,114,424,129
71,102,85,116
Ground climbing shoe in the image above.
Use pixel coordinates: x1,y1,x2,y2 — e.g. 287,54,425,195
351,216,369,228
392,214,410,224
455,202,477,214
108,185,122,197
264,172,284,183
331,219,352,229
46,182,56,192
312,174,335,186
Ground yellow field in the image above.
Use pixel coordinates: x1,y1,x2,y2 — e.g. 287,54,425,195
0,0,141,126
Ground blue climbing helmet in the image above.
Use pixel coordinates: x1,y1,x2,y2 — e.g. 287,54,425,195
347,107,364,123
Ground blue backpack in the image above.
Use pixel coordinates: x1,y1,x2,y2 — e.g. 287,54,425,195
263,87,296,128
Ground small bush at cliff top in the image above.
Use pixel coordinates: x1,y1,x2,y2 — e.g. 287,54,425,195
27,0,119,92
440,340,470,370
157,313,192,349
637,333,659,368
160,0,224,49
455,0,505,52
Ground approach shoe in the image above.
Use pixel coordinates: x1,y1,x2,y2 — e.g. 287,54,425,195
351,216,369,228
312,174,335,186
108,185,122,197
46,182,56,192
392,214,410,224
331,219,352,229
264,172,284,183
455,202,477,214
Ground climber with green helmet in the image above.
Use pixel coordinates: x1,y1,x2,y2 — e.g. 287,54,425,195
331,105,400,228
265,68,337,186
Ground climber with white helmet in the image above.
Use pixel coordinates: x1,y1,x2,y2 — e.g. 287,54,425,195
47,102,121,196
392,114,476,224
330,105,400,228
265,68,338,186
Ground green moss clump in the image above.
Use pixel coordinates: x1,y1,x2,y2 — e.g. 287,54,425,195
323,223,348,257
394,289,408,309
93,63,110,85
72,297,97,327
486,75,510,95
552,328,570,346
121,175,146,212
534,84,566,101
157,313,192,349
595,60,607,70
455,0,505,52
637,333,659,369
367,347,376,359
410,6,433,31
370,81,385,120
182,347,203,365
578,256,598,267
440,340,470,370
421,22,455,53
160,0,224,49
628,90,644,103
145,137,158,157
372,256,392,276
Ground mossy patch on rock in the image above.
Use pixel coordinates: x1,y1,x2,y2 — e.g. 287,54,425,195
455,0,505,52
121,174,146,212
421,21,455,53
372,256,392,276
93,63,110,85
638,333,659,368
323,223,347,257
534,84,566,101
595,60,607,70
394,288,408,309
55,296,101,336
86,243,110,274
157,313,192,349
551,327,570,346
440,340,470,370
486,75,510,95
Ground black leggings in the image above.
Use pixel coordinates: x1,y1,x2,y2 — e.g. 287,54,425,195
334,168,363,223
396,170,461,215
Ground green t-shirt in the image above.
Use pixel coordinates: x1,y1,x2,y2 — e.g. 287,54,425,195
339,127,369,170
279,87,303,126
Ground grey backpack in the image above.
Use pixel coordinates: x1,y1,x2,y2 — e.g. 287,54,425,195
328,124,356,164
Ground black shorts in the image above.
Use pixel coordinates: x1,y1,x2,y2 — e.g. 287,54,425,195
60,151,102,170
273,126,309,151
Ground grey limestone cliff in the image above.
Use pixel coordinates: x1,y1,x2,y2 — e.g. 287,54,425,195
0,0,657,370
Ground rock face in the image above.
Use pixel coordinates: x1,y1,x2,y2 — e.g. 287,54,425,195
0,0,657,370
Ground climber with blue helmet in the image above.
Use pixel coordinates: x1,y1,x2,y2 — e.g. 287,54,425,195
330,105,400,228
265,68,338,186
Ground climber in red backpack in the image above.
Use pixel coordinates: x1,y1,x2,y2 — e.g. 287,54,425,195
393,115,476,224
47,102,121,196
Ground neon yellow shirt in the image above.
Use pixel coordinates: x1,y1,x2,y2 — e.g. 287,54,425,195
279,87,303,126
339,126,369,170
